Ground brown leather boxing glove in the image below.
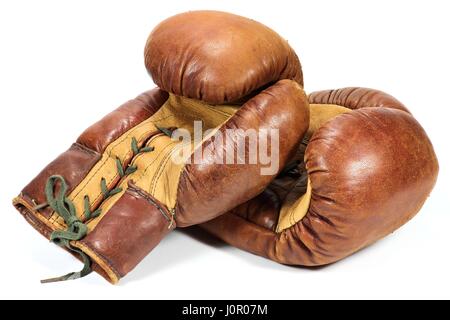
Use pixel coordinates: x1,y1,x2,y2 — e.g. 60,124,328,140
201,87,439,266
13,10,309,283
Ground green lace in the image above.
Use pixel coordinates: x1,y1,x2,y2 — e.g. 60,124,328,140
155,125,174,137
38,136,155,283
39,175,91,283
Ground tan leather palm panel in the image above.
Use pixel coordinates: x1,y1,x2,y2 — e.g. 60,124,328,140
87,94,238,230
307,104,351,137
89,135,181,230
276,178,311,232
134,94,239,210
150,93,238,131
48,118,161,229
276,104,350,233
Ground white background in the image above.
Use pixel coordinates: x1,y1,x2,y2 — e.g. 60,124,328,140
0,0,448,299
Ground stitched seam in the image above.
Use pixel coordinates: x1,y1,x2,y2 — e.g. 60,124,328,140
15,196,66,230
79,130,162,221
149,147,171,194
343,87,359,108
158,96,235,119
151,143,184,196
71,142,100,156
69,118,155,201
150,143,180,195
354,89,371,110
21,192,63,227
77,241,123,278
174,101,241,213
127,187,171,222
148,114,175,123
49,127,151,225
200,104,235,117
133,141,177,187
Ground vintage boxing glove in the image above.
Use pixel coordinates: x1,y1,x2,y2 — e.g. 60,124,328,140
13,10,309,283
201,87,439,266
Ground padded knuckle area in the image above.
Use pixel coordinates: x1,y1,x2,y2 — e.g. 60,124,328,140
144,10,302,104
175,80,309,226
308,87,409,113
306,108,434,207
286,107,437,262
77,90,168,153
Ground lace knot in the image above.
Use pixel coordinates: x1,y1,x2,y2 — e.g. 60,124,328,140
41,175,91,283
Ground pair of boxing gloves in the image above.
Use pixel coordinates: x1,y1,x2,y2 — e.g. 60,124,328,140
13,11,438,283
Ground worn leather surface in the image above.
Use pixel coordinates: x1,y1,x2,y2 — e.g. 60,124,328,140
201,88,439,266
309,87,410,113
145,10,303,104
80,183,174,278
21,143,101,219
176,79,309,226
